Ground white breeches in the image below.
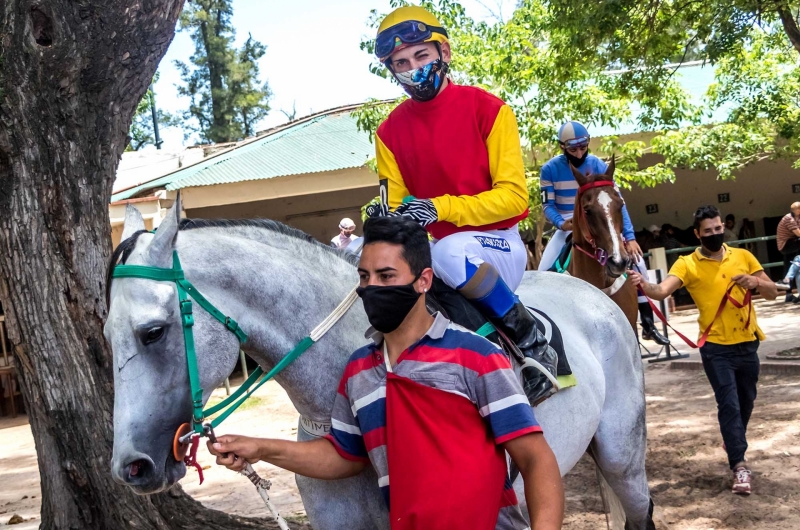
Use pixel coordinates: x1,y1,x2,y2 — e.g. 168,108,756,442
431,226,527,291
538,229,571,272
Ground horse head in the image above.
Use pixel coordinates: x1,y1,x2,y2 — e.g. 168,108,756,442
105,199,241,494
570,156,631,278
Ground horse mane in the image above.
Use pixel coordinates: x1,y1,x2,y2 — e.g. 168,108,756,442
105,218,358,308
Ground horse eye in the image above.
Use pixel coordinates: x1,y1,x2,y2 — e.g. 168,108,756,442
144,327,165,345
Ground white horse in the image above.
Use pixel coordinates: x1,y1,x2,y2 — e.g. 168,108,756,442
106,200,656,529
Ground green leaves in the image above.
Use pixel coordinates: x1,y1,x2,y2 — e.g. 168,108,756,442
356,0,800,225
126,74,178,152
175,0,271,143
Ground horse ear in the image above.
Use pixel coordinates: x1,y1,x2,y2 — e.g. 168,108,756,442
570,163,590,187
120,204,146,243
147,192,182,266
605,155,616,180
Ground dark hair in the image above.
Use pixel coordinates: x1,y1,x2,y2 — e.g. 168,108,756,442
725,214,735,222
694,205,721,229
363,217,431,276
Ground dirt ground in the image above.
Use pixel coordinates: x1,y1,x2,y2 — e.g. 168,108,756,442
1,365,799,529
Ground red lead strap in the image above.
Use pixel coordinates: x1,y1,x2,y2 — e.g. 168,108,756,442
184,434,205,484
641,283,752,349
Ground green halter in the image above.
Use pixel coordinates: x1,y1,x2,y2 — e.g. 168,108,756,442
111,250,315,435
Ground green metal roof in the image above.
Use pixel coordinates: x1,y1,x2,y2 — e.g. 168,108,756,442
111,110,374,202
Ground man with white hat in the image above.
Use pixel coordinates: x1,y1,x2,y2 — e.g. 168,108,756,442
331,218,358,249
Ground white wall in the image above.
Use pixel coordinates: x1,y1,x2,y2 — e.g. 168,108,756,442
186,186,377,244
625,156,800,232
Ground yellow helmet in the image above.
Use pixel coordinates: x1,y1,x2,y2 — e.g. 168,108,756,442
376,6,449,63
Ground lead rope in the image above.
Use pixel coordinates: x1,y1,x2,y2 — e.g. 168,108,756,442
204,424,290,530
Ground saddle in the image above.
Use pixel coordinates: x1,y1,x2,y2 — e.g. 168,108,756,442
547,233,573,274
426,278,572,378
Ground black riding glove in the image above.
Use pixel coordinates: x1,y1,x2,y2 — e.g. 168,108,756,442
390,199,439,227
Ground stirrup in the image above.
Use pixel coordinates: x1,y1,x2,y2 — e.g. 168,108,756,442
520,357,560,391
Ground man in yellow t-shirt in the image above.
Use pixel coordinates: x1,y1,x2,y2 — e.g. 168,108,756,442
628,205,778,496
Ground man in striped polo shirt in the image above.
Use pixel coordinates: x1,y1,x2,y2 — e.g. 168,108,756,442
208,217,564,529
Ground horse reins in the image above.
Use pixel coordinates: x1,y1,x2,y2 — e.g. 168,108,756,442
572,179,618,266
642,281,752,349
111,249,358,529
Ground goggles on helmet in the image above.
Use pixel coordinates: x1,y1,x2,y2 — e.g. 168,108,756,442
376,20,448,61
561,136,590,150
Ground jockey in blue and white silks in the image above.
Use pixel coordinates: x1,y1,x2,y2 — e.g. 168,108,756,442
538,121,670,345
539,122,636,271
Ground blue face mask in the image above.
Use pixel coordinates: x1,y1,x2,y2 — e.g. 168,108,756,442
391,57,449,102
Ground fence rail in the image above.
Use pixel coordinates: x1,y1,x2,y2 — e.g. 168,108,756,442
645,235,782,269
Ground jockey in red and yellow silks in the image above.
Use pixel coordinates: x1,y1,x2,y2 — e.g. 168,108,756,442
370,5,558,405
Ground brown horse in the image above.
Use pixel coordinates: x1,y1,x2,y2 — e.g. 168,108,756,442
567,158,639,332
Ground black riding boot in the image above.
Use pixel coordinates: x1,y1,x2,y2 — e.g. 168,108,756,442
639,302,669,345
492,301,558,404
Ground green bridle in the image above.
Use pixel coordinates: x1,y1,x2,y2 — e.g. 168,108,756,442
111,250,316,435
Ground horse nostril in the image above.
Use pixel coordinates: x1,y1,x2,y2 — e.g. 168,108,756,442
130,460,144,477
117,457,155,485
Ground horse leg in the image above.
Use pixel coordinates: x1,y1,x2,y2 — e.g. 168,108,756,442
591,386,655,530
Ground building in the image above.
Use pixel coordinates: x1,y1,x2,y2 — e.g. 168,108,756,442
110,103,381,247
111,64,800,262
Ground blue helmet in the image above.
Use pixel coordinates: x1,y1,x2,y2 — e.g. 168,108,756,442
558,121,590,149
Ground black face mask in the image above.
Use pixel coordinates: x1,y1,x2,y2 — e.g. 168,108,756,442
701,233,725,253
356,278,421,334
564,149,588,168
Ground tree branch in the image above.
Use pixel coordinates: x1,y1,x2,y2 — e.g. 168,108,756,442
776,0,800,55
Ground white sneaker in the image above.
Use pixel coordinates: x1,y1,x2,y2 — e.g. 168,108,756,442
732,466,752,495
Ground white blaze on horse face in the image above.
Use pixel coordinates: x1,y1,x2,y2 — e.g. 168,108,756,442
597,191,621,263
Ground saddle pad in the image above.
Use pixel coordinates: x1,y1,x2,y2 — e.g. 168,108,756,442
527,307,577,390
548,233,574,273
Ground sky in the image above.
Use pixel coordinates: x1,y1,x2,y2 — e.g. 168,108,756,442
152,0,517,150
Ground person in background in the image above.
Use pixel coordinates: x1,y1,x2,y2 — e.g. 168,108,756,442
331,218,358,249
776,254,800,303
723,214,737,243
738,218,757,257
776,202,800,287
660,224,684,250
538,121,668,346
643,224,663,253
628,205,778,496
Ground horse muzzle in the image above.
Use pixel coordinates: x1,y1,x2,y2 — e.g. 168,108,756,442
605,256,629,278
111,450,185,494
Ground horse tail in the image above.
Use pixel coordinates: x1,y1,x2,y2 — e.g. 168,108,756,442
595,463,627,530
586,444,627,530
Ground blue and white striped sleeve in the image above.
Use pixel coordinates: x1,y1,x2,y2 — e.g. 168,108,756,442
324,377,369,462
540,164,565,229
474,350,542,445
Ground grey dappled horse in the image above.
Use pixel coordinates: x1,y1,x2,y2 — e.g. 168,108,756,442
107,201,656,530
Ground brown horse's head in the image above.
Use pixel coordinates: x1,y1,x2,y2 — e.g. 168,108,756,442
570,157,631,278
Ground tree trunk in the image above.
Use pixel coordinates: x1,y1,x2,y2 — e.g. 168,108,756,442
0,2,306,528
776,1,800,55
